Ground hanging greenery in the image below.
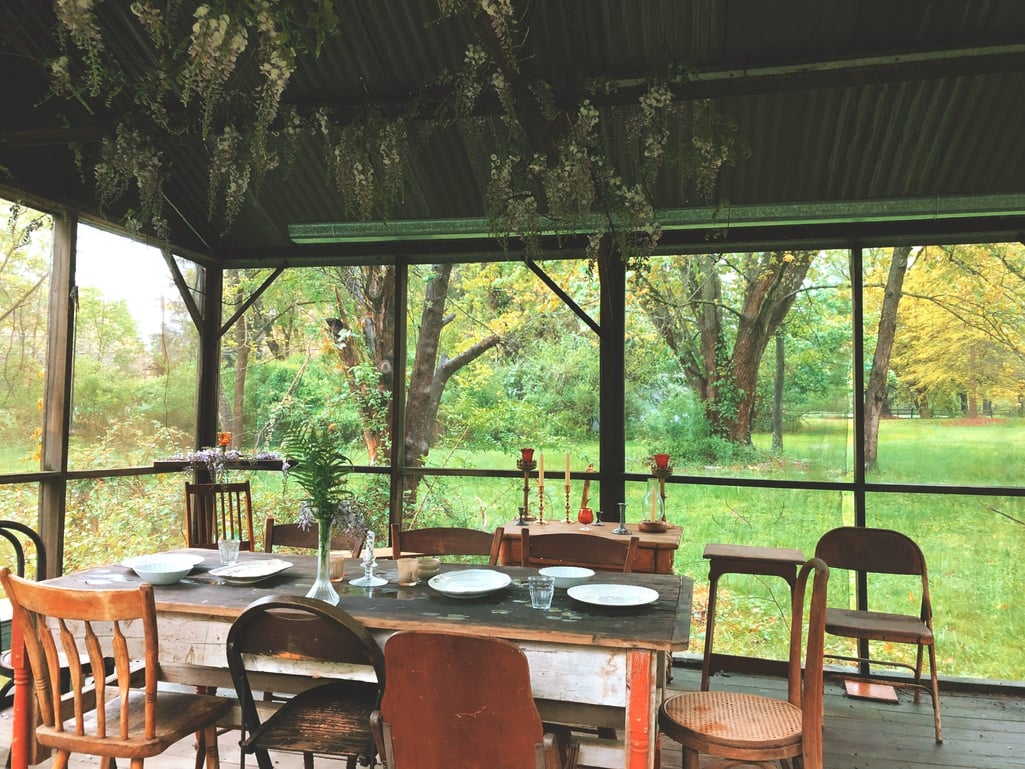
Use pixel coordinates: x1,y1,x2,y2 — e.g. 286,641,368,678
48,0,744,263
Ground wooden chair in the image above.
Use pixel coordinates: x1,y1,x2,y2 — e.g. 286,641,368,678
226,595,386,769
389,523,503,564
814,526,943,743
371,630,578,769
0,521,46,709
659,557,829,769
519,530,640,572
184,481,256,550
0,567,230,769
264,515,364,558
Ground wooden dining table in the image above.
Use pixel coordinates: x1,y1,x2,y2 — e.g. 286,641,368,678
11,549,692,769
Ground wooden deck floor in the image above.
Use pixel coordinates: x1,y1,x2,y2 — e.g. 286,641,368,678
2,665,1024,768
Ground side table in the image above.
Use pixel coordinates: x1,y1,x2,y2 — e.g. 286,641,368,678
700,543,806,690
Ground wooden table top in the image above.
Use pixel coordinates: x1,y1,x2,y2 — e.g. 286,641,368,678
51,549,693,653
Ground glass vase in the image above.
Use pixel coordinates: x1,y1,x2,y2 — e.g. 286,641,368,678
306,517,339,604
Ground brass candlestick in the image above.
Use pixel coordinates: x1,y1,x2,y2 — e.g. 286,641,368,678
563,484,572,524
516,458,536,526
537,481,547,524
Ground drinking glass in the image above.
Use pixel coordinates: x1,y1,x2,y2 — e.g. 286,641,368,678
217,537,240,566
577,506,594,531
527,575,555,610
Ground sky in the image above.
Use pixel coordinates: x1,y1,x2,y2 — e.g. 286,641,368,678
74,224,179,339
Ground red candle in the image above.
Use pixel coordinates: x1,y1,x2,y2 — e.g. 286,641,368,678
653,453,670,469
520,447,535,463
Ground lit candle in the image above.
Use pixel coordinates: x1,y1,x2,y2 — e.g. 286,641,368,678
564,453,571,487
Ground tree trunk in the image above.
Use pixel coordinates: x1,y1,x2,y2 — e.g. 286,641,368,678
726,252,814,443
772,331,784,452
864,246,912,470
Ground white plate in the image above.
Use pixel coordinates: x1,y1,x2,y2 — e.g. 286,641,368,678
123,553,205,570
209,559,293,584
567,583,659,607
428,569,511,599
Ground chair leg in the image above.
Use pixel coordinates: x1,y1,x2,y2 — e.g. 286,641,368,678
681,747,700,769
928,644,943,743
203,724,222,769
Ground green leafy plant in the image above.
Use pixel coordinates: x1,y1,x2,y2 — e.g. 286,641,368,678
282,419,353,514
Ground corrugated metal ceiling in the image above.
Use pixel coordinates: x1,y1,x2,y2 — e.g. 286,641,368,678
0,1,1023,263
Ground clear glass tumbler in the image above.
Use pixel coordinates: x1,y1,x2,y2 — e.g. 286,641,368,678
527,575,555,610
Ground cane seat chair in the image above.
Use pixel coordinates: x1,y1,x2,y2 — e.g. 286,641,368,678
0,567,230,769
519,530,639,573
226,595,386,769
814,526,942,742
184,481,256,551
659,557,829,769
389,524,503,564
371,631,578,769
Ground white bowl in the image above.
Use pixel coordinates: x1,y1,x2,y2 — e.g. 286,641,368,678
539,566,595,589
127,554,199,585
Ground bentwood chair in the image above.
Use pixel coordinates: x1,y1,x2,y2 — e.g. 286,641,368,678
226,595,386,769
659,558,830,769
371,631,578,769
0,521,46,709
184,481,256,550
264,515,364,558
0,567,230,769
389,523,503,564
815,526,943,742
519,530,639,573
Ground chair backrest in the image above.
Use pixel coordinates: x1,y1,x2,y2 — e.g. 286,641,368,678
788,557,829,767
0,566,160,739
377,631,552,769
0,520,46,581
814,526,931,618
184,481,256,550
226,595,385,754
519,530,639,573
264,515,364,557
390,524,503,564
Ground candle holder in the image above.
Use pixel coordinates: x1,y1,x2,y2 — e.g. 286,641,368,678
613,502,630,535
537,483,547,525
349,530,387,587
516,457,537,526
651,458,672,522
563,485,572,524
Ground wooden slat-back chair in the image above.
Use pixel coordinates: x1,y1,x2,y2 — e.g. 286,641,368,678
371,631,578,769
389,524,503,564
659,558,830,769
815,526,942,742
0,567,230,769
264,516,364,558
184,481,256,551
519,530,639,573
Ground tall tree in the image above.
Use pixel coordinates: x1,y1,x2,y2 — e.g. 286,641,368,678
891,244,1025,417
327,264,501,479
636,251,814,444
864,246,913,470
